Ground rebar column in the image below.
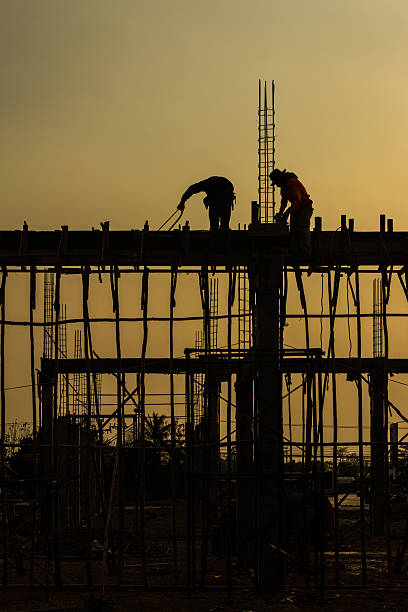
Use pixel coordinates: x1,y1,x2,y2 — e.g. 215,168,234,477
252,260,283,591
370,357,388,536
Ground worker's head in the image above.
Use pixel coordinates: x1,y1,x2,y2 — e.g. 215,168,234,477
269,168,286,187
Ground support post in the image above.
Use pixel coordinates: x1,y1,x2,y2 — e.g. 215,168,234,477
199,370,220,581
39,368,54,545
252,260,283,591
235,366,255,566
206,371,220,523
370,358,388,536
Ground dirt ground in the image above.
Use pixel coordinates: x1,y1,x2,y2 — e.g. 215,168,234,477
1,587,408,612
3,496,408,611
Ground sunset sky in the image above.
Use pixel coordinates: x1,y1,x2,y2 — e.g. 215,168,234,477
2,1,408,439
2,0,408,232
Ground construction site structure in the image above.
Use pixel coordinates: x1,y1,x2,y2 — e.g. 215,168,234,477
0,212,407,598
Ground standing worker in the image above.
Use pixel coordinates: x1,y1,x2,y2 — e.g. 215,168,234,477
177,176,235,231
270,168,314,257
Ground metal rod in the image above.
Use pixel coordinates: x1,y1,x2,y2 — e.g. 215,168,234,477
29,267,38,590
140,268,149,588
82,267,94,596
169,267,178,583
272,80,276,219
354,269,367,585
1,268,7,589
53,267,62,589
328,270,340,586
381,269,393,583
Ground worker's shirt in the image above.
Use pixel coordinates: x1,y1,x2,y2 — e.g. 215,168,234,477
281,178,312,213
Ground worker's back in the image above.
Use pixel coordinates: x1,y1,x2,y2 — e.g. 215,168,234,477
198,176,234,198
281,177,312,212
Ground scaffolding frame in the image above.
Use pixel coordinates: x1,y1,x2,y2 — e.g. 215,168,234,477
0,216,408,599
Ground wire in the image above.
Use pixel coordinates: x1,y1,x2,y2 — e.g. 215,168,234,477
387,377,408,388
5,384,32,391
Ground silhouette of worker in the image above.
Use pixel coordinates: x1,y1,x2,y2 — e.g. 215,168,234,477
270,168,313,257
177,176,235,231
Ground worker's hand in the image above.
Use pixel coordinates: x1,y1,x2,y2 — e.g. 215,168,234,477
275,210,289,224
177,202,185,212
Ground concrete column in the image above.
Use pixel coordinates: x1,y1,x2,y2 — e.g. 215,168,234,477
251,260,283,591
370,358,388,536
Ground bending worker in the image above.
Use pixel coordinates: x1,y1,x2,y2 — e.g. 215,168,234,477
270,168,313,257
177,176,235,231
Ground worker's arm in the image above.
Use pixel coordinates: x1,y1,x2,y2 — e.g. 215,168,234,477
279,196,290,214
274,196,291,222
177,181,207,211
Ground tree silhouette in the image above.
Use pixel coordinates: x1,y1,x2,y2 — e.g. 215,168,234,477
145,412,171,447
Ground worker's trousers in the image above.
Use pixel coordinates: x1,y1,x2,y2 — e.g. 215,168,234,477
208,200,233,231
290,205,313,257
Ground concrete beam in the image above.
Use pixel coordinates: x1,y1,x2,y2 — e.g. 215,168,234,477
0,226,406,266
41,356,408,375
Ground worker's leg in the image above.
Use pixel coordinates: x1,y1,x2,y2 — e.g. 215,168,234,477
290,206,313,257
209,205,220,231
219,202,232,231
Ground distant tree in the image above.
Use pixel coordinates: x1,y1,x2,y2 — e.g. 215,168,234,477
145,412,171,447
8,435,34,480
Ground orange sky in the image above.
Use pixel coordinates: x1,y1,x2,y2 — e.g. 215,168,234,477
2,0,408,231
2,1,408,446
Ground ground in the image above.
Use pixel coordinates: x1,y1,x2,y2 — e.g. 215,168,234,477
3,495,408,610
1,588,408,612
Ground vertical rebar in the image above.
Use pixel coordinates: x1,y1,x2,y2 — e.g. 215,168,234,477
381,269,393,582
53,267,62,589
317,369,325,596
271,80,276,219
198,267,211,584
264,82,269,222
0,268,7,590
328,270,340,586
82,267,94,596
286,375,293,466
169,267,178,582
185,363,192,596
226,267,236,600
258,79,261,221
29,267,38,590
140,268,149,588
110,266,124,585
355,269,367,585
301,375,306,467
